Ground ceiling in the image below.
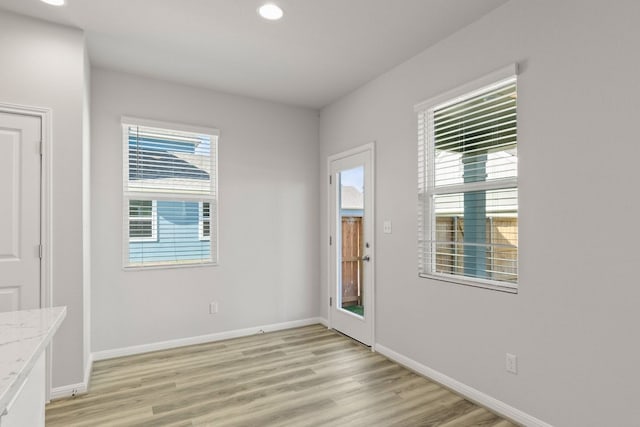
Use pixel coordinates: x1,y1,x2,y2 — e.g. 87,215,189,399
0,0,508,108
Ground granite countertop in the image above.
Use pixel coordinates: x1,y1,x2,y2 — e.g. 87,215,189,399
0,307,66,415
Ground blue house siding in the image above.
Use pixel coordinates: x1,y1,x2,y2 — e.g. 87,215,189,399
129,201,210,264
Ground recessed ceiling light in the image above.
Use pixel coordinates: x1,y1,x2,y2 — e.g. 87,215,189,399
40,0,65,6
258,4,284,21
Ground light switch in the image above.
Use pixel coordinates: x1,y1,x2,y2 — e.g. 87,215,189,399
383,220,392,234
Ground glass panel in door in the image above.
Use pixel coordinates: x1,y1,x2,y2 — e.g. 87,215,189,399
338,166,364,317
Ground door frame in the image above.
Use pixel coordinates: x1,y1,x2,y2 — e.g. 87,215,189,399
327,142,375,349
0,102,53,397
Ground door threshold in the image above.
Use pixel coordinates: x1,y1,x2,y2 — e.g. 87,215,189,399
331,328,371,349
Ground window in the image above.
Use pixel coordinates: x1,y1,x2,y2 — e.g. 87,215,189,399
129,200,157,242
199,201,210,241
416,65,518,292
123,117,218,268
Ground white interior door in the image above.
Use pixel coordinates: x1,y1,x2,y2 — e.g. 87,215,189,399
0,112,41,311
329,144,374,346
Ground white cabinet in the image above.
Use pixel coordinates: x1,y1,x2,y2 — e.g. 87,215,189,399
0,308,66,427
0,354,45,427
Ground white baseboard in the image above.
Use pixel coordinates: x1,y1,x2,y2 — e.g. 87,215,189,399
50,381,87,400
92,317,326,361
317,317,328,327
49,353,93,400
375,344,552,427
83,353,93,391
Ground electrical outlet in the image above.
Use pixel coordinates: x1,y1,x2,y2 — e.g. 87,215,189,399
506,353,517,374
383,220,392,234
209,301,218,314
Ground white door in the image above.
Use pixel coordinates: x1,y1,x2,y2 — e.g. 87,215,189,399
329,144,374,346
0,112,41,311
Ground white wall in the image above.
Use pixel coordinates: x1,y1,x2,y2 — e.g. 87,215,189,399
319,1,640,426
0,11,89,388
91,68,320,352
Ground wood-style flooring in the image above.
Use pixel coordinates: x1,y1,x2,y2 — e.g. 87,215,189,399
46,325,519,426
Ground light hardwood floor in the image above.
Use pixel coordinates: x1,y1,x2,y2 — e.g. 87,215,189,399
46,325,519,426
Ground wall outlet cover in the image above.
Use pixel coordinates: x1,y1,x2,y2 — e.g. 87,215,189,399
506,353,517,374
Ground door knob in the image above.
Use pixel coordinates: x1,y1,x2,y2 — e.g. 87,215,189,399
362,255,371,262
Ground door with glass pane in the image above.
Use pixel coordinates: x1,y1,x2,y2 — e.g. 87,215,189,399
329,144,374,346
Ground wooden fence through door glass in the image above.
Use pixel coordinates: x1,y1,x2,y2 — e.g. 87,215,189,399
341,217,363,313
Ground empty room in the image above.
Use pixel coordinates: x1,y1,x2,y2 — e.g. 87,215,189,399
0,1,638,426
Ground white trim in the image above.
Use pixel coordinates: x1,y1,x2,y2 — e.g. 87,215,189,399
414,63,518,112
124,192,216,202
326,158,333,331
49,381,89,401
428,178,518,196
83,353,93,390
123,260,217,271
92,317,325,361
0,102,53,401
121,116,220,137
420,272,517,294
375,344,552,427
327,142,375,164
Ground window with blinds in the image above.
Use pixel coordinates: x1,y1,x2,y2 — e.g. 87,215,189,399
416,66,518,292
123,118,218,268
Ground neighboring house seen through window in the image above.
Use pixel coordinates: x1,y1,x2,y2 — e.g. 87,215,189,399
416,65,518,292
123,118,218,267
128,200,157,242
199,201,211,241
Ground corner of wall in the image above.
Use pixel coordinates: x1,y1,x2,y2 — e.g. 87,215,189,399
81,43,92,387
375,343,552,427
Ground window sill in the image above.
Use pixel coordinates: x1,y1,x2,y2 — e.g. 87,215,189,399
419,273,517,294
124,261,217,271
128,237,158,243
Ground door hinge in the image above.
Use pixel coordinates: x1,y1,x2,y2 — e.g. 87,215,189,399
329,235,332,245
329,175,332,185
329,297,332,307
39,140,43,156
38,244,43,259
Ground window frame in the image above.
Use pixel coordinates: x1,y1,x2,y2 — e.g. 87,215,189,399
415,64,519,293
122,117,219,270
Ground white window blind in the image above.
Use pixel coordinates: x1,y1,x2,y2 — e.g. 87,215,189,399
417,67,518,292
123,119,218,268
